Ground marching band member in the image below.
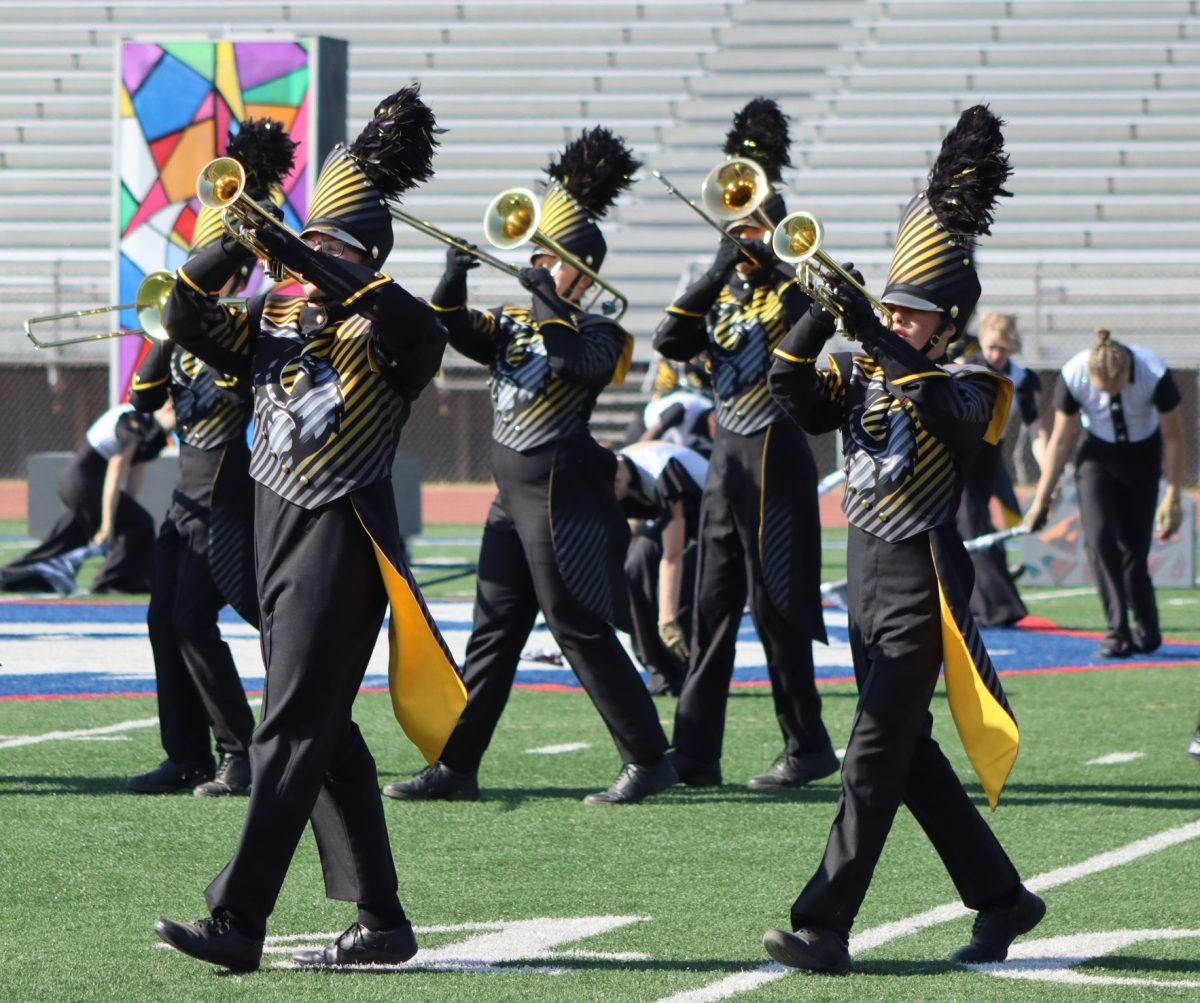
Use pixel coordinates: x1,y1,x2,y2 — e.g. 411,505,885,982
955,311,1045,626
764,106,1044,974
0,401,173,595
1024,326,1184,658
384,128,677,805
154,86,466,972
125,119,295,797
653,98,835,790
614,439,709,696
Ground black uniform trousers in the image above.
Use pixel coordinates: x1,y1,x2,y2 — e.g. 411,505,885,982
205,482,401,938
148,510,254,768
1075,446,1162,649
790,526,1019,937
673,423,830,765
624,533,697,695
956,443,1027,627
0,449,154,593
440,440,668,774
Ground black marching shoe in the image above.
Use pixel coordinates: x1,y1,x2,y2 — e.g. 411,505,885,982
584,756,678,804
154,912,263,972
1130,628,1162,655
668,750,722,787
952,886,1046,963
763,926,851,975
1095,637,1133,659
292,921,418,967
1187,731,1200,762
127,759,214,794
382,762,479,801
747,747,840,790
194,753,251,797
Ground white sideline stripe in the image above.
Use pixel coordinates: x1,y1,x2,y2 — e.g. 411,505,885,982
650,818,1200,1003
525,742,591,755
1022,587,1099,602
1086,752,1145,765
0,698,262,750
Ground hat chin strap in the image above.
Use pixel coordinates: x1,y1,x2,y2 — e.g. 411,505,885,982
920,314,955,356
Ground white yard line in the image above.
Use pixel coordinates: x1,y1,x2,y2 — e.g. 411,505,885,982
1086,752,1145,766
525,742,591,755
0,698,261,750
650,818,1200,1003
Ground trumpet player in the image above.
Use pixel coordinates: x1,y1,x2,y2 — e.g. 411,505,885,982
653,98,836,791
153,86,466,972
764,106,1044,974
384,128,677,806
125,118,295,798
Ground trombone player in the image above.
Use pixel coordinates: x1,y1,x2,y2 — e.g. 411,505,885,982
125,118,296,798
384,128,677,806
653,98,836,792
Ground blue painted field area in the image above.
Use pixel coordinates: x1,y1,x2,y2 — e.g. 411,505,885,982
1,599,1196,700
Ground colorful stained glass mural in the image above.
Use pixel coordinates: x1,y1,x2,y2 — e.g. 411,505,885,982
115,39,317,394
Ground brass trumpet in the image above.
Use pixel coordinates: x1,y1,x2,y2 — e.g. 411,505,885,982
197,156,304,283
24,270,176,349
770,211,892,327
390,186,628,320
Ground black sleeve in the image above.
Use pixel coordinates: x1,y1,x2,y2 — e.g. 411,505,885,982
1153,369,1182,413
368,284,450,403
127,341,170,412
654,402,687,434
652,274,724,361
767,339,848,436
1015,370,1041,427
1052,371,1081,415
541,316,624,388
165,242,255,379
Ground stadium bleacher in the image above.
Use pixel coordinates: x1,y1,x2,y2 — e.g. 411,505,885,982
0,0,1198,442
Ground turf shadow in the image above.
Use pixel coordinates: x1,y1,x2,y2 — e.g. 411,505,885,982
995,781,1200,811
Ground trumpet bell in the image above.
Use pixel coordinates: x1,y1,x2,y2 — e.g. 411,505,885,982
700,157,769,222
483,187,540,250
771,211,824,264
197,157,246,211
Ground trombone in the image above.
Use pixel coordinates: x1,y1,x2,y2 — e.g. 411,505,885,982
390,186,628,320
651,157,776,266
197,156,304,283
770,211,892,328
24,270,176,349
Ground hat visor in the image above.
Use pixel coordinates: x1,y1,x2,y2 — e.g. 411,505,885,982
299,223,366,252
881,290,942,312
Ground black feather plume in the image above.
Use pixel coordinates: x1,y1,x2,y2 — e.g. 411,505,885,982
544,126,641,217
723,97,792,181
347,83,444,198
925,104,1012,240
225,117,297,192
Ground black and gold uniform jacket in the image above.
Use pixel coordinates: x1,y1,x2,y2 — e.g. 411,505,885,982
163,239,466,765
129,340,257,624
653,266,811,436
432,281,633,627
769,325,1011,544
166,241,447,509
435,297,628,453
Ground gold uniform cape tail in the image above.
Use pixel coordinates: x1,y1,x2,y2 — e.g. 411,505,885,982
932,369,1018,809
352,496,467,764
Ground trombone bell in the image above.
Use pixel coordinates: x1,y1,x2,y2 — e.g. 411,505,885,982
483,188,540,250
701,157,770,224
24,270,175,349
